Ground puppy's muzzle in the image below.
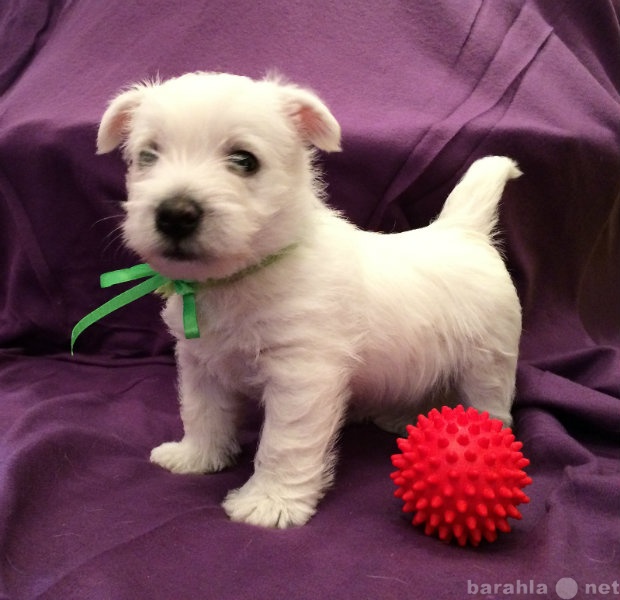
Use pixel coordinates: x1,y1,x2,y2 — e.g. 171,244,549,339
155,196,203,241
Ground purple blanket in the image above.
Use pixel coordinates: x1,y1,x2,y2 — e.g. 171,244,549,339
1,1,619,598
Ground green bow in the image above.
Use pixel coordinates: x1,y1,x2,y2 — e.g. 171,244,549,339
70,264,200,354
70,244,297,354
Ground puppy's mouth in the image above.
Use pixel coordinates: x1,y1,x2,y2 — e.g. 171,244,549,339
143,243,213,281
161,244,202,262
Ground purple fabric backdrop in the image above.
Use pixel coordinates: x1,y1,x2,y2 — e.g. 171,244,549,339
1,0,619,598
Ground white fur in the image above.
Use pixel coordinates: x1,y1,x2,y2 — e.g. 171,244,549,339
98,72,522,528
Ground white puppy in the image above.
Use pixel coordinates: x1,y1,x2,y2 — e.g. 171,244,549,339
97,72,522,528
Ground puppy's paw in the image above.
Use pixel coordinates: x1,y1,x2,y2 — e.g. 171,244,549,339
490,410,513,428
372,413,412,436
222,481,317,528
150,439,238,474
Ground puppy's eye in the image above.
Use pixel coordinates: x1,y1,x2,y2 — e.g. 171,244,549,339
138,149,159,168
227,151,259,175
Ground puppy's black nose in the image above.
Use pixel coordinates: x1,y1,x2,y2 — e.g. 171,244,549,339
155,196,203,240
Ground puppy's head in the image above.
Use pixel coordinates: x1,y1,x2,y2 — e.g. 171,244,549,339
97,72,341,280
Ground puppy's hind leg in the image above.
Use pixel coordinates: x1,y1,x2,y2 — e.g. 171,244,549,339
372,387,459,436
456,347,517,427
150,344,241,474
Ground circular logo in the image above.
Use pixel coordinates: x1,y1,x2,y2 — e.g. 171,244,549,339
556,577,578,599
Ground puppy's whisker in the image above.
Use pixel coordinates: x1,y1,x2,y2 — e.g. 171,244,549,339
101,226,126,254
91,214,124,231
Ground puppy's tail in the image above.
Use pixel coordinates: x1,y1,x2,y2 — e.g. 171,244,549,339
436,156,521,238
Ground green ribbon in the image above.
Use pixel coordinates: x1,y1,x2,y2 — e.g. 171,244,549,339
71,244,297,354
71,264,200,354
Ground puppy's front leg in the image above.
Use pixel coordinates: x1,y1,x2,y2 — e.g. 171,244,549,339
222,360,350,528
150,345,241,474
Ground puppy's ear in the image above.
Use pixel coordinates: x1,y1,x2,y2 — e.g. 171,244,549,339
279,85,342,152
96,87,144,155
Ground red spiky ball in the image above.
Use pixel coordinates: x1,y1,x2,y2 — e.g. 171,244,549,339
390,405,532,546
